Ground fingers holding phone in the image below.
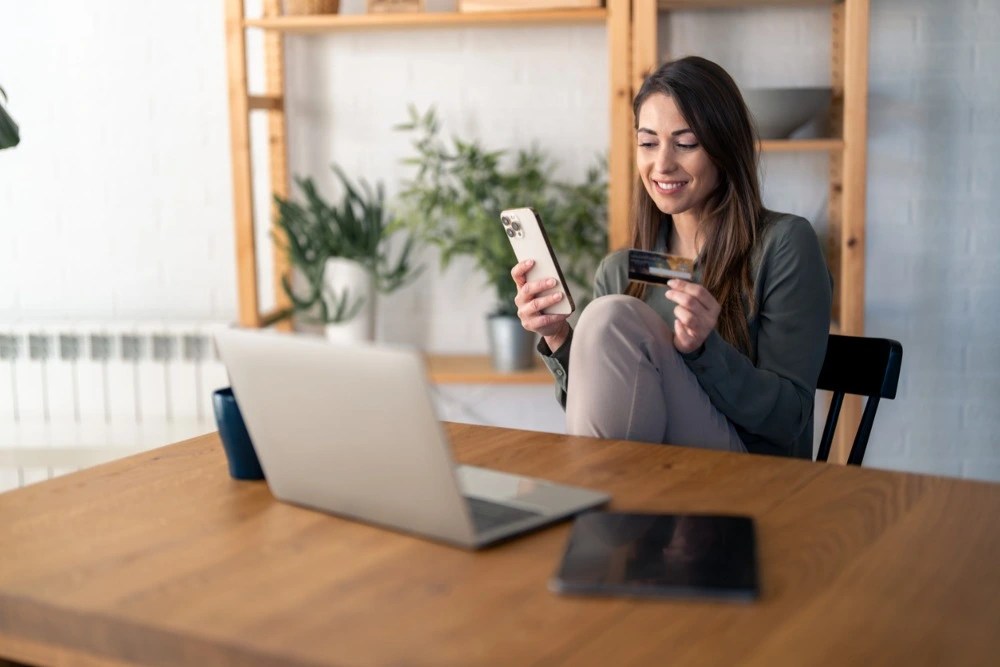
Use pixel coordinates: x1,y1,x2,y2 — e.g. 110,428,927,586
510,257,533,290
512,264,570,338
502,208,575,316
504,208,575,350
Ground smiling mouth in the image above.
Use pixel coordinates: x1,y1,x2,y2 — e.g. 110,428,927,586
653,180,688,193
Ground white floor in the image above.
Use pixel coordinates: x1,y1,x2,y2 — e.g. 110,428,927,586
0,384,564,492
0,417,216,492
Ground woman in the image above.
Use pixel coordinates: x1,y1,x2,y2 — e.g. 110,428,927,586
510,56,831,459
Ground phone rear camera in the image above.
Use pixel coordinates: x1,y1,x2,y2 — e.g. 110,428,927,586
506,228,515,237
501,216,511,226
510,222,521,232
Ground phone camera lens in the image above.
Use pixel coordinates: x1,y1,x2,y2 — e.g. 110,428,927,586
501,216,511,226
510,222,521,232
506,228,515,237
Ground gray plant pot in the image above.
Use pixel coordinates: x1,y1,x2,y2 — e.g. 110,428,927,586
486,315,537,372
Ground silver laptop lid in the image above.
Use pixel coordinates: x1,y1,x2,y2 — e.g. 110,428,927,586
214,328,476,546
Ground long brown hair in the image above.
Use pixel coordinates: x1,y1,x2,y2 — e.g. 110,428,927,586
626,56,762,354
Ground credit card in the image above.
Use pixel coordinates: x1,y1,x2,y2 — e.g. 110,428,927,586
627,249,696,285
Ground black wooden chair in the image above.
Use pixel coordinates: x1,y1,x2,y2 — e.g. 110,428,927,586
815,334,903,466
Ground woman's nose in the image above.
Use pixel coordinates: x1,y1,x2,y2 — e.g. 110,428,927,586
654,146,677,173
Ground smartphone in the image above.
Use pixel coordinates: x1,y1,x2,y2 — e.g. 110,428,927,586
627,249,696,286
501,207,575,316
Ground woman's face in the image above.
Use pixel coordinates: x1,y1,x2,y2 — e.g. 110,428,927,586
636,93,719,221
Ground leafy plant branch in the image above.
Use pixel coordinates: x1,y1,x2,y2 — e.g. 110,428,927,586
272,165,422,324
395,106,607,317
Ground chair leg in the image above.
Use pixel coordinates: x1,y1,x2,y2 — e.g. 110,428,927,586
816,392,844,462
847,397,881,466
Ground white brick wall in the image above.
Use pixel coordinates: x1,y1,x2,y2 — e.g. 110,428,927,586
1,0,998,480
862,0,1000,481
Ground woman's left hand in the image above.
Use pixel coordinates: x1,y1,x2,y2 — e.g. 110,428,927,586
666,279,720,354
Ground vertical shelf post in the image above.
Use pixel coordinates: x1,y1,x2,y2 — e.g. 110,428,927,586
263,0,293,332
626,0,659,250
225,0,260,327
828,0,844,327
840,0,869,338
831,0,870,462
632,0,659,88
608,0,634,251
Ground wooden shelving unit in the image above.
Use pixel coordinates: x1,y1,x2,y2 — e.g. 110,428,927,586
629,0,870,461
226,0,631,331
225,1,871,451
224,0,631,384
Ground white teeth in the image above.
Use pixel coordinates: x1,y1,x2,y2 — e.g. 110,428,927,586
655,180,685,191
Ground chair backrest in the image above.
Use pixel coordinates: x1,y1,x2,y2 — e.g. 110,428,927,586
815,334,903,466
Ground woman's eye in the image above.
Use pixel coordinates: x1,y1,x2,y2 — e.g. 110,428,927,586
638,141,657,148
676,142,699,150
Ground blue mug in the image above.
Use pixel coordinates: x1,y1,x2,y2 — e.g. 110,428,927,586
212,387,265,480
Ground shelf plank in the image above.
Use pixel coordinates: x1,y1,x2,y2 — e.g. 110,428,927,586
425,354,552,384
247,94,283,111
659,0,834,9
244,9,608,32
760,138,843,152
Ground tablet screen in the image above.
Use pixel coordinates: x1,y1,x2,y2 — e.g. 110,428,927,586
550,512,759,601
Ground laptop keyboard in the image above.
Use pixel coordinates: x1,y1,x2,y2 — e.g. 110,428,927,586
465,496,542,534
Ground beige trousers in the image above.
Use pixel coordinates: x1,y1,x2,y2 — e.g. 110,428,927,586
566,295,746,452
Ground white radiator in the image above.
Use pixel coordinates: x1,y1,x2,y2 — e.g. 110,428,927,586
0,322,231,491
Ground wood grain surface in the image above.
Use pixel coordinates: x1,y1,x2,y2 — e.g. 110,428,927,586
1,424,998,666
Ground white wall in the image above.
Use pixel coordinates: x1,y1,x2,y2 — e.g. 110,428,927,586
1,0,998,479
0,0,237,320
862,0,1000,480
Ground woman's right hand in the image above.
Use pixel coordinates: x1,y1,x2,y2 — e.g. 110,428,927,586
511,259,571,351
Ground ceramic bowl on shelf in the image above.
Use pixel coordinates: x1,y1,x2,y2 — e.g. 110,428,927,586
741,87,832,140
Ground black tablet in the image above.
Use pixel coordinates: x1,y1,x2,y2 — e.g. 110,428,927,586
550,512,759,601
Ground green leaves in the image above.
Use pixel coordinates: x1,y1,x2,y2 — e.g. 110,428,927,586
272,165,423,324
396,105,608,315
0,84,21,150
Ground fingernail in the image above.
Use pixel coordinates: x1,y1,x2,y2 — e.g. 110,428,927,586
553,292,563,300
668,279,679,287
525,259,534,266
547,278,556,287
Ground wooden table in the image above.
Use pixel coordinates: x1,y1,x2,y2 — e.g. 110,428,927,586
1,424,998,666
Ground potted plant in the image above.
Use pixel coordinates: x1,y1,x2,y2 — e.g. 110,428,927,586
0,84,20,150
273,165,422,342
396,106,607,370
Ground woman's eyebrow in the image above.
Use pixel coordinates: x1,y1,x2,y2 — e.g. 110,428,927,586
636,127,695,137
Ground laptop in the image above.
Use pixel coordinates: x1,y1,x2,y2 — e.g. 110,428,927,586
213,328,610,549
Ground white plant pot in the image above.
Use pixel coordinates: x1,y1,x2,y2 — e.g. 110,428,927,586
322,257,375,344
